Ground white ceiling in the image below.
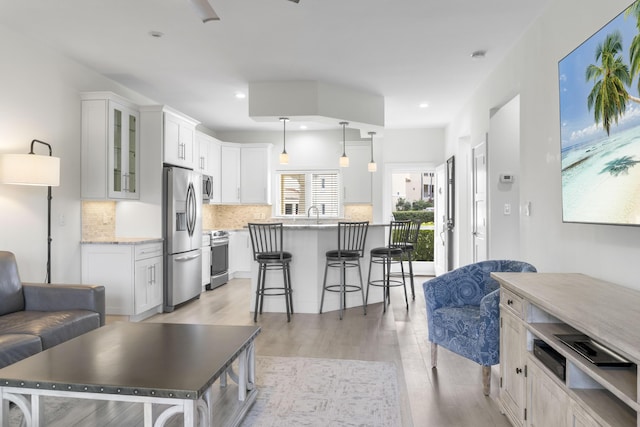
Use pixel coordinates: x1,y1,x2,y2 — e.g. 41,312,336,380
0,0,552,133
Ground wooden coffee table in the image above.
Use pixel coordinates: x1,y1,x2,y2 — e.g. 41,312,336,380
0,322,261,426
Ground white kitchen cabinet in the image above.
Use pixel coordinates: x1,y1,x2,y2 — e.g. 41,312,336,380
229,230,251,278
221,144,241,203
81,241,163,321
81,92,140,200
341,143,372,204
221,143,272,204
196,131,222,203
210,138,222,203
240,144,272,204
164,110,197,169
134,249,163,315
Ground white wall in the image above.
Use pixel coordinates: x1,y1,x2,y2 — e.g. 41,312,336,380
488,95,520,259
0,24,153,283
448,0,640,290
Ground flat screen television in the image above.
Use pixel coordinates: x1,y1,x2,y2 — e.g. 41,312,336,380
559,0,640,226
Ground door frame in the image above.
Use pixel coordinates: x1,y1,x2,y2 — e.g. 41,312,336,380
472,140,488,262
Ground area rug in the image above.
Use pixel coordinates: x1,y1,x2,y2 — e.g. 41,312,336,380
7,356,402,426
241,356,402,427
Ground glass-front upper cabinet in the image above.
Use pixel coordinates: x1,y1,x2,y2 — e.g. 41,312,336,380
109,101,139,199
81,92,141,201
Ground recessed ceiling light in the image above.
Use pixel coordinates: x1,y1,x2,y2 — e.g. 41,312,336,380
419,103,429,108
299,125,308,130
148,31,164,38
235,92,246,99
471,50,486,60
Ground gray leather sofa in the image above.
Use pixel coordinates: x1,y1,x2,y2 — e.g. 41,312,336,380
0,251,105,368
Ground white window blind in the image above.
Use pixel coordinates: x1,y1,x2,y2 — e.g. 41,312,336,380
281,173,306,215
278,171,340,217
311,173,339,216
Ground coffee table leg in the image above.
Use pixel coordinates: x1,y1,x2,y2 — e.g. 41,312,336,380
183,399,196,427
204,387,214,426
238,349,247,401
0,389,7,426
247,341,256,391
237,341,257,401
31,394,43,427
143,402,153,427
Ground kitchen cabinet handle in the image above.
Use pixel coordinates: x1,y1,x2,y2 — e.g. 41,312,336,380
516,367,522,374
507,299,513,305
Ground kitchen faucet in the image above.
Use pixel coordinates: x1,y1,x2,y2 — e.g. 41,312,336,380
307,205,320,223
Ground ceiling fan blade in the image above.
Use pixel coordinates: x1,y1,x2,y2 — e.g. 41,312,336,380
188,0,220,22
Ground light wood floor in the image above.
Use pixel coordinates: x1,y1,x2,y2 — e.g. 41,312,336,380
140,276,511,427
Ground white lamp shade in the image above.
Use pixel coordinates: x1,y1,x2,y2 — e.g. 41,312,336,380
279,151,289,165
368,161,377,172
0,153,60,186
339,155,349,168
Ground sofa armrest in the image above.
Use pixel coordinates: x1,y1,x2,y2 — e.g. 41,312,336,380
22,283,106,326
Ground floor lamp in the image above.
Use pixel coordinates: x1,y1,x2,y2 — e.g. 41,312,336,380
0,140,60,283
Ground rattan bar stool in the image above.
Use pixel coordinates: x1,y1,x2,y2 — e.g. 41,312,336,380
248,223,293,322
320,221,369,320
366,220,410,313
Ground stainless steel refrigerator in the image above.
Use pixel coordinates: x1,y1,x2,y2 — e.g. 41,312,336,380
163,166,202,312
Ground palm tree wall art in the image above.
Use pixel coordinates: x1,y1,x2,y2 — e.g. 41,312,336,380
559,0,640,226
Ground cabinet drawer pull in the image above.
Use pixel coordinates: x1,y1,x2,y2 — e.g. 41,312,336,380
507,299,513,305
516,367,522,374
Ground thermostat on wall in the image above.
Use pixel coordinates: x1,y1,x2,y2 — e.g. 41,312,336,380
499,173,514,183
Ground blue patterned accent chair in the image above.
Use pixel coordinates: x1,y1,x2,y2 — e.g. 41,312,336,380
423,260,536,395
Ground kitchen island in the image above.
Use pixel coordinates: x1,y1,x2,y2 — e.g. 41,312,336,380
249,223,388,315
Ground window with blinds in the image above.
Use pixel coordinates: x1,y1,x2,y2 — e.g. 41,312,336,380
278,171,340,217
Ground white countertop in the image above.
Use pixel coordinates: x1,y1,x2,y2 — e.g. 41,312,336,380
238,222,387,230
81,238,163,245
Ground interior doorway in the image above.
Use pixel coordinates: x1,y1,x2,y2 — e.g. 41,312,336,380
384,163,438,276
472,141,487,262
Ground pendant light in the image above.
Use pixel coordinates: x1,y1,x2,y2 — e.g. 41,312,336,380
339,121,349,167
279,117,289,165
368,131,377,172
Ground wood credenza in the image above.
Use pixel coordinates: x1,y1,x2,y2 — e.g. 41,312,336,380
492,272,640,427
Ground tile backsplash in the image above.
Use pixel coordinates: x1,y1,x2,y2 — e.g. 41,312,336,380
82,201,116,241
83,202,374,238
203,204,373,230
203,205,272,230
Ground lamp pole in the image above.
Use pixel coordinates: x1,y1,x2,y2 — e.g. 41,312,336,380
31,139,54,284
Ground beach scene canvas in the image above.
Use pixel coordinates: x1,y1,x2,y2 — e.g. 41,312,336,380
560,0,640,225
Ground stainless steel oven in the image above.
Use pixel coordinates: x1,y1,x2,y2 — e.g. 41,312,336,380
208,230,229,290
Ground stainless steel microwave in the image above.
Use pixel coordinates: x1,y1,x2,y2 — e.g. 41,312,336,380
202,174,213,202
